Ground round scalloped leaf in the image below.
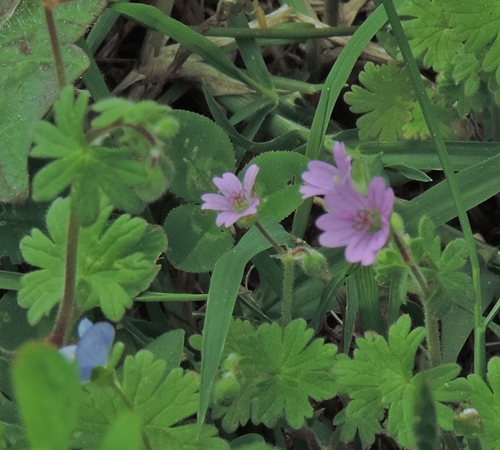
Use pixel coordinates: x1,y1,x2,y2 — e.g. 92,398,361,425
164,204,233,273
247,151,308,222
167,110,235,203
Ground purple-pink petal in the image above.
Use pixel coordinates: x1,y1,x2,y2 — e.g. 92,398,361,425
333,142,351,177
201,164,260,228
243,164,259,194
213,172,242,198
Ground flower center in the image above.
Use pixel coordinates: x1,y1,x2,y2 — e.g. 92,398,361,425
352,209,381,233
232,191,250,212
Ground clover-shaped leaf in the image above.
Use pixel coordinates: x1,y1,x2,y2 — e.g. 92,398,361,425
334,315,470,447
18,196,167,323
211,319,337,431
77,350,228,449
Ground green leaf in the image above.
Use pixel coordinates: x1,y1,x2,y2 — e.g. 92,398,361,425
18,196,167,323
212,319,337,431
448,0,500,82
334,315,469,447
0,0,107,202
345,61,418,141
468,357,500,449
412,376,440,450
198,218,293,427
167,110,235,203
164,204,233,273
400,0,461,72
78,350,228,449
249,151,308,222
95,412,142,450
12,342,80,450
31,89,177,225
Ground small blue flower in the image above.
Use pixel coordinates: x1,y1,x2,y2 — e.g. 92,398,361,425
59,318,115,382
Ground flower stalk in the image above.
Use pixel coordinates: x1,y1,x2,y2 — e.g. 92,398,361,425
50,211,79,347
392,230,441,367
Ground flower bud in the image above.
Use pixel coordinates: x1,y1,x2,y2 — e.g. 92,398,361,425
454,408,483,437
214,373,240,407
293,247,329,278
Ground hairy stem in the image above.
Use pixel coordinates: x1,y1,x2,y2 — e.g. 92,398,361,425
281,254,295,328
50,211,79,347
42,2,66,88
392,230,441,366
254,221,284,255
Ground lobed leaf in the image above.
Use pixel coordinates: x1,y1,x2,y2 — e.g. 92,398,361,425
77,350,228,449
212,319,337,431
18,196,166,323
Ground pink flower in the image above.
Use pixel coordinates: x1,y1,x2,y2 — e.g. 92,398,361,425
316,177,394,265
201,164,260,227
300,142,352,199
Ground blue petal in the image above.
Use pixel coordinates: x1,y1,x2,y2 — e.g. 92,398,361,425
59,344,77,361
75,322,115,382
78,318,94,337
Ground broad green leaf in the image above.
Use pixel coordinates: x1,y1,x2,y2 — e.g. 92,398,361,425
468,357,500,449
167,110,235,203
78,350,228,449
18,196,167,323
0,0,107,202
335,315,470,447
12,343,80,450
164,205,233,273
211,319,337,431
249,151,308,222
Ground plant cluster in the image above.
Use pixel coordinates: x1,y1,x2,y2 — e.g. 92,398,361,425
2,0,500,449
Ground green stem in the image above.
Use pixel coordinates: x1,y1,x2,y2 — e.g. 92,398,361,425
324,0,340,27
204,25,358,39
281,254,295,328
111,383,153,450
392,230,441,366
50,211,79,347
0,271,22,290
380,0,483,376
43,4,66,88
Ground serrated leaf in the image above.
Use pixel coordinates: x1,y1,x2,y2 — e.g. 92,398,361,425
400,0,461,72
0,0,107,202
78,350,227,449
247,151,308,222
18,196,166,323
31,88,177,225
448,0,500,81
167,110,235,203
212,319,337,431
468,357,500,449
345,62,418,141
164,204,233,273
335,315,469,447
